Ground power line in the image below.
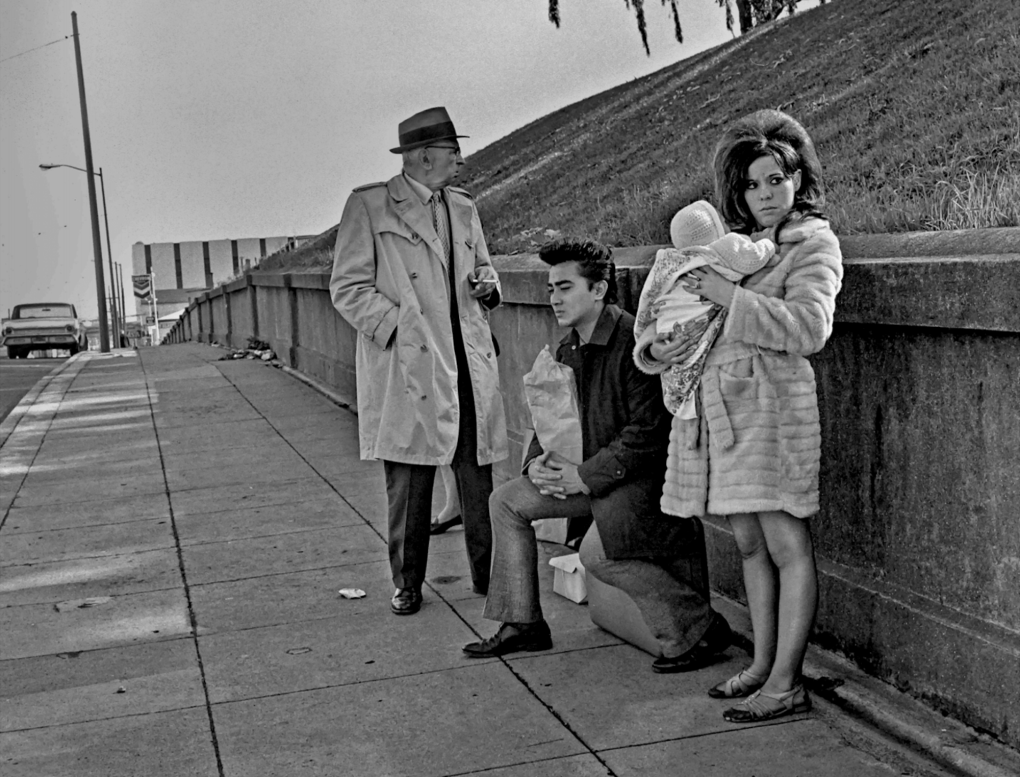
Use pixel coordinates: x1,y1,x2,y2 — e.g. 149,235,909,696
0,35,71,65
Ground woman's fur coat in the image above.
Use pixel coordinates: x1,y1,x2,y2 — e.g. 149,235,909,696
635,216,843,518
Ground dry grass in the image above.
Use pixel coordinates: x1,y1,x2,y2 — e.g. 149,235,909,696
268,0,1018,270
257,226,338,273
940,167,1020,230
463,0,1020,252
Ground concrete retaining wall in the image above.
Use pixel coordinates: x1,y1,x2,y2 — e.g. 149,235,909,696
163,227,1020,747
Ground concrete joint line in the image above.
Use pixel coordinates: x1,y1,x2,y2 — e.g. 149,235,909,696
209,662,496,708
435,588,617,774
213,364,377,544
426,584,617,771
139,353,227,777
497,657,617,775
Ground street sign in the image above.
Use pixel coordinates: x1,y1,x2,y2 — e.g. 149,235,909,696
145,315,155,325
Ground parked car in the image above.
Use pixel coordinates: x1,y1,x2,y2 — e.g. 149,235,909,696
1,303,89,358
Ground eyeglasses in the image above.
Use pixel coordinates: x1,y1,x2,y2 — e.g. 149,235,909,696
426,145,462,155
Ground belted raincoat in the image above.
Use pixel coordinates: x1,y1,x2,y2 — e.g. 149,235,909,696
330,173,508,466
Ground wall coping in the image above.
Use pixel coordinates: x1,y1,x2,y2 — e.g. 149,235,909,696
249,272,290,289
490,250,1020,334
164,228,1020,339
224,277,249,294
288,273,331,291
839,226,1019,259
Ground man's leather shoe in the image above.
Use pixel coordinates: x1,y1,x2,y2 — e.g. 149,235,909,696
463,620,553,658
390,587,422,615
430,515,462,535
652,612,732,673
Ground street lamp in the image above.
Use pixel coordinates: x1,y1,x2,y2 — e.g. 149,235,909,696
39,163,119,348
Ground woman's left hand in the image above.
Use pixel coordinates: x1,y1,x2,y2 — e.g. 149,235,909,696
682,266,736,308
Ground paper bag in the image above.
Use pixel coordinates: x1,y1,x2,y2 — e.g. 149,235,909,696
523,346,583,465
549,552,587,603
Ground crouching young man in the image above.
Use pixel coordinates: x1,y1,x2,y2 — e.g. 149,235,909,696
463,240,732,671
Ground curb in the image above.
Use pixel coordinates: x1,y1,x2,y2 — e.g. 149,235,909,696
276,363,356,413
818,680,1018,777
800,645,1020,777
0,352,86,449
711,597,1019,777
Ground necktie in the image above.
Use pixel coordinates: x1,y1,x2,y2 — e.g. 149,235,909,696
430,191,451,260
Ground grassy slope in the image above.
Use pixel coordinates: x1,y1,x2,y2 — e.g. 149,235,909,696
262,0,1018,271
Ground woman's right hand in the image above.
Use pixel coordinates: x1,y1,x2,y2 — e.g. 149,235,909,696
649,331,697,365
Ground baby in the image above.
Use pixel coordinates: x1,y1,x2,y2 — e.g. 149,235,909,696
633,200,776,418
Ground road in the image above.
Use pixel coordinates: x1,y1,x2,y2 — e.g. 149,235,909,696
0,357,63,424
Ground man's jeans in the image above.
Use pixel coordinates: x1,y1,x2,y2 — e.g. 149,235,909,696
484,477,715,658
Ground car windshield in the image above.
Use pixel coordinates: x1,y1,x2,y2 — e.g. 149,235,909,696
18,305,74,319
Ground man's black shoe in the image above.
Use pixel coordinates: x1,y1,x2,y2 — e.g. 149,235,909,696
463,621,553,658
390,587,422,615
652,612,732,673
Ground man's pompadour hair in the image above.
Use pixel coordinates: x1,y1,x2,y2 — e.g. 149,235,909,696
538,239,618,305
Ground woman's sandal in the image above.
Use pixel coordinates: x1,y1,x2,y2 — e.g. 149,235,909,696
707,668,767,699
722,685,811,723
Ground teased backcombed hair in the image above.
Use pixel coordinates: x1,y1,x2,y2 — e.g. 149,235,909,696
713,109,826,236
538,239,618,305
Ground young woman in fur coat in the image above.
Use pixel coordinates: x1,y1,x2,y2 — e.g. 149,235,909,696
639,110,843,722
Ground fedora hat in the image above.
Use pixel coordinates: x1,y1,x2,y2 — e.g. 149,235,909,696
389,106,469,154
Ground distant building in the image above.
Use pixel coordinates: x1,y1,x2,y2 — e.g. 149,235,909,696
130,234,314,325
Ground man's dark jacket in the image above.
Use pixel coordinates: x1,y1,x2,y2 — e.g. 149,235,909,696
524,304,693,559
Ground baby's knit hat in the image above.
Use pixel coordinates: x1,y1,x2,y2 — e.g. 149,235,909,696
670,200,727,250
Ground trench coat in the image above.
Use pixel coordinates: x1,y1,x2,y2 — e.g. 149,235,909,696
329,173,509,467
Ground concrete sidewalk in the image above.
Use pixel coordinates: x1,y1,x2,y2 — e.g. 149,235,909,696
1,344,1015,777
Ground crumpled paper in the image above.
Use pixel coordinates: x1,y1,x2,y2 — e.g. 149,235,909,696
523,346,583,465
338,588,366,599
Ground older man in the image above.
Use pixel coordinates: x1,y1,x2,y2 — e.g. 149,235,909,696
330,107,508,615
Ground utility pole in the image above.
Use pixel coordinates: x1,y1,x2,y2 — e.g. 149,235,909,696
71,11,109,352
98,167,120,346
150,271,159,346
116,262,127,338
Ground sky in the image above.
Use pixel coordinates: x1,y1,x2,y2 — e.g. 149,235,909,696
0,0,813,322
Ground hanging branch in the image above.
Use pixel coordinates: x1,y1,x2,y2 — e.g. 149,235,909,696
669,0,684,45
548,0,799,52
716,0,736,32
622,1,650,56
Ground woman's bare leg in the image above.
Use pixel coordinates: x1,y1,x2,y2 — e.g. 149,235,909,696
727,513,778,680
757,510,818,693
